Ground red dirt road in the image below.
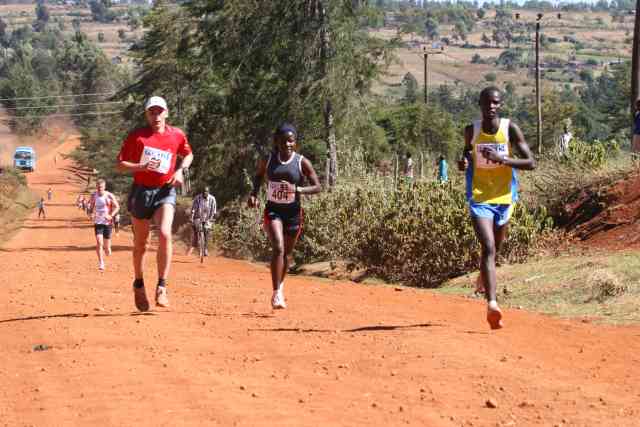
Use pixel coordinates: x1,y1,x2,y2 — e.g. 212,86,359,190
1,136,640,427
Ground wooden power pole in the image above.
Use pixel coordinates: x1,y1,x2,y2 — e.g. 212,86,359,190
423,46,444,105
535,18,543,155
632,2,640,117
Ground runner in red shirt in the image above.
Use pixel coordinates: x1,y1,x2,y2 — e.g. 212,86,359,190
116,96,193,311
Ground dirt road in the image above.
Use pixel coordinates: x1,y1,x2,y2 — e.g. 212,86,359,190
1,134,639,427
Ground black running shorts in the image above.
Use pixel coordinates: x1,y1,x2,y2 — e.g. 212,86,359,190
128,184,177,220
94,224,113,239
263,206,304,238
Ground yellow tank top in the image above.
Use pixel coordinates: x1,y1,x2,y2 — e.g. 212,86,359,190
467,118,517,205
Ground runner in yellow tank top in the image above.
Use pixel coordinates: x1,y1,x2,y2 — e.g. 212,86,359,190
458,87,536,330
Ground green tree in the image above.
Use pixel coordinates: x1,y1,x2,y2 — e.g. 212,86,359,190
496,48,524,71
402,72,418,103
0,17,7,46
453,21,469,42
521,89,576,152
484,72,497,82
424,17,439,40
34,0,50,32
579,68,594,83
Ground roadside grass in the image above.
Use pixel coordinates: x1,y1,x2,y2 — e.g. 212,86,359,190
438,248,640,325
0,169,37,245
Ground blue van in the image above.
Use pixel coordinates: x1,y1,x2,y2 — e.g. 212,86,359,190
13,147,36,172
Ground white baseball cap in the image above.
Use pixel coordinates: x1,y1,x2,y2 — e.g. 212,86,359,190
144,96,168,111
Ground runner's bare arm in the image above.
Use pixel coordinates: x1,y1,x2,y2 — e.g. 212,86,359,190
168,152,194,187
116,159,157,173
110,194,120,218
248,158,268,208
458,125,474,171
477,123,536,170
297,158,322,195
502,122,536,170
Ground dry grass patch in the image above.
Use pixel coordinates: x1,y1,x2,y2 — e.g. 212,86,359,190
587,269,628,303
440,249,640,325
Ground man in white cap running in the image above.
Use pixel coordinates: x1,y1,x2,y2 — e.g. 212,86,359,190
116,96,193,311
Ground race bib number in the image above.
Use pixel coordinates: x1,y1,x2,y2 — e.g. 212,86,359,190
475,143,508,169
267,181,295,204
141,146,173,174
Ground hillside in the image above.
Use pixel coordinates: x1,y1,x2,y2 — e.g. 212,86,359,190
373,8,631,96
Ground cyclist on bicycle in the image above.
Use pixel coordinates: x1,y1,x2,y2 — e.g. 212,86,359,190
190,186,216,256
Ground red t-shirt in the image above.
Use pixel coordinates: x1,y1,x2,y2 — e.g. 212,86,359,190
117,125,192,187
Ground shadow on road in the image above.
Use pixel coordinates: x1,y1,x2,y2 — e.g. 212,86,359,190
248,322,444,333
0,311,156,324
0,244,133,252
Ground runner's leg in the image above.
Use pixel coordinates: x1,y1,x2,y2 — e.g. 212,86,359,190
104,236,112,256
281,232,301,287
95,231,104,268
265,219,285,292
494,222,509,254
471,216,498,303
131,217,150,280
472,216,504,329
153,203,175,280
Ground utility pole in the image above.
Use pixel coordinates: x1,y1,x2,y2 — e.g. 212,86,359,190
423,46,444,105
535,15,542,155
631,3,640,117
517,12,560,155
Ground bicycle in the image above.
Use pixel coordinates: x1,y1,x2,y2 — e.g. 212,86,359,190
194,219,210,264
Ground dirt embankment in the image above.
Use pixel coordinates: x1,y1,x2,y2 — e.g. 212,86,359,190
561,172,640,249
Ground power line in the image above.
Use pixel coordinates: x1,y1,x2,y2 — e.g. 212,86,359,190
2,101,124,111
0,92,117,102
0,111,123,120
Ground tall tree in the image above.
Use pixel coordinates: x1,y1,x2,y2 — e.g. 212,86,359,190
121,0,394,198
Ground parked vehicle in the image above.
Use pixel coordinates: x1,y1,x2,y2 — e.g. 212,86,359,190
13,147,36,172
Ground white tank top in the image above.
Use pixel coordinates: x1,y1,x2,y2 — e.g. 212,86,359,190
92,192,115,225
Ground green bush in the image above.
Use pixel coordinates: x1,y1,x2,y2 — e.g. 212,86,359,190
563,138,620,168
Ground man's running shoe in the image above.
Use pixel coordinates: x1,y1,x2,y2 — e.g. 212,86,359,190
98,261,105,271
133,284,150,312
487,301,503,330
156,286,170,308
271,289,286,309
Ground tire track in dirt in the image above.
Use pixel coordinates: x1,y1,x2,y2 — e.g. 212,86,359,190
1,133,640,427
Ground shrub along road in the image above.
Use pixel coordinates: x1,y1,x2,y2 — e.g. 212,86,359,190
1,134,639,427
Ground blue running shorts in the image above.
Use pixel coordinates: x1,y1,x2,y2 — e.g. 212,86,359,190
469,202,514,227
